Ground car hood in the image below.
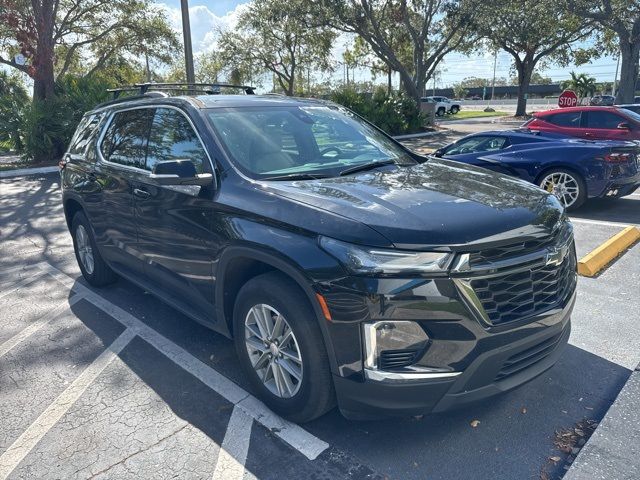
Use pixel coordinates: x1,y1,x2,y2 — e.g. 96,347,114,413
262,159,564,249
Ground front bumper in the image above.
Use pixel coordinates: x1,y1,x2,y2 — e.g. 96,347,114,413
333,296,573,419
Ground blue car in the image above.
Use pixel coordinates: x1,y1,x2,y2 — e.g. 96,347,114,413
433,130,640,210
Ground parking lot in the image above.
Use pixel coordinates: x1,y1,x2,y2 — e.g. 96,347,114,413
1,169,639,479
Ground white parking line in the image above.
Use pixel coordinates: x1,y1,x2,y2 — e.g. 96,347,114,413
0,328,137,480
211,406,254,480
569,217,637,228
0,274,42,301
0,294,84,359
38,263,330,461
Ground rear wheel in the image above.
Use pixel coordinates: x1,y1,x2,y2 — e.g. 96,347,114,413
233,272,335,423
450,106,460,114
71,212,117,286
538,169,586,210
436,107,446,117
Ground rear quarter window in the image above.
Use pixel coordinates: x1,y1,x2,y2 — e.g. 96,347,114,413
68,113,104,155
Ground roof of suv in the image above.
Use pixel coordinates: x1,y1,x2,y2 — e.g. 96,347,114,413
93,94,330,113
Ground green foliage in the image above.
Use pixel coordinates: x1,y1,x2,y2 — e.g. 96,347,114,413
21,75,114,162
0,71,29,152
330,87,425,135
562,71,597,99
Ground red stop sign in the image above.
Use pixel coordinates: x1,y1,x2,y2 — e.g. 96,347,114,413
558,90,578,108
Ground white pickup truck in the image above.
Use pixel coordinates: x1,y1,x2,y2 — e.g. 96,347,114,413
421,96,461,116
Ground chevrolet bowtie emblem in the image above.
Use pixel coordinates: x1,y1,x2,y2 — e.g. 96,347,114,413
545,245,566,266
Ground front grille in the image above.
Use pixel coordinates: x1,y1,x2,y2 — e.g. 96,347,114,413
469,244,577,325
495,329,565,381
469,223,570,267
379,349,420,370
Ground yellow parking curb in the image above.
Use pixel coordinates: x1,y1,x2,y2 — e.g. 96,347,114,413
578,226,640,277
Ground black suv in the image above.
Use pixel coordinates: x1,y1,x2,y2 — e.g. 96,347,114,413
61,84,577,423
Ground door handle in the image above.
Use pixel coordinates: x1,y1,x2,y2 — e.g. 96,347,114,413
133,188,151,199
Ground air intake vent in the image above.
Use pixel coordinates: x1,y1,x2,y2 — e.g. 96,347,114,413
379,349,419,370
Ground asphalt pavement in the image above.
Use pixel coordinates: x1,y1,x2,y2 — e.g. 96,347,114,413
0,170,638,480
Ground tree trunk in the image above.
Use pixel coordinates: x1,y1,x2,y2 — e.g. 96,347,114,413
398,69,419,102
387,68,392,95
515,63,534,117
615,38,640,104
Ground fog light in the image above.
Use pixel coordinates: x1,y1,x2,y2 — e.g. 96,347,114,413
363,321,429,370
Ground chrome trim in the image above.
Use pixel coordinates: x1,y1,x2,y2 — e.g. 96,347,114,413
452,278,492,326
95,104,216,177
364,368,461,383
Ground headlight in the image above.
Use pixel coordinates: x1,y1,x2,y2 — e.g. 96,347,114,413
319,236,451,275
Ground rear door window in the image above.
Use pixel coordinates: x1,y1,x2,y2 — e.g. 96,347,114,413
146,108,208,173
445,136,507,155
545,112,582,127
100,108,154,169
585,111,625,129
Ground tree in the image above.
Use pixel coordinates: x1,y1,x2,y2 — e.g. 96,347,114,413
218,0,335,96
562,71,597,102
452,84,468,99
0,0,178,103
567,0,640,104
315,0,479,102
0,71,29,151
459,76,509,88
475,0,594,116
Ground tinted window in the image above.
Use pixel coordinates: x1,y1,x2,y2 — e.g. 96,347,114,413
546,112,581,127
69,113,104,154
445,136,507,155
207,106,415,178
101,109,154,168
146,108,207,173
587,111,625,129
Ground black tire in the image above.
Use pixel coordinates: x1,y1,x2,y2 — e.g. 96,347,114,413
537,168,587,211
436,107,446,117
71,211,117,287
450,106,460,114
232,272,335,423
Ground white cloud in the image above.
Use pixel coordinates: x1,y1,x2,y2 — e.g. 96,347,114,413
158,2,248,53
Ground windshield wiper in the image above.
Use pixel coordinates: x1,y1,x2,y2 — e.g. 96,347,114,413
338,159,396,176
261,173,331,181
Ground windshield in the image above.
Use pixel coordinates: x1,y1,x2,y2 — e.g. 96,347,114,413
622,107,640,123
206,105,416,179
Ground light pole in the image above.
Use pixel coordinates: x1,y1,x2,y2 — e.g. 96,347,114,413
491,51,497,101
180,0,195,84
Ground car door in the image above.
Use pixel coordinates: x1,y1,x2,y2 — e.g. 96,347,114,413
89,107,155,277
132,106,219,317
582,110,633,140
540,111,584,137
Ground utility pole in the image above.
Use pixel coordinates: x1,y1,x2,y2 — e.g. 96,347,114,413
491,51,497,101
612,54,620,97
180,0,195,84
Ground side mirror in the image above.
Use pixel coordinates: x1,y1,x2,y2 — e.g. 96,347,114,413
433,148,445,158
150,160,213,186
617,122,631,130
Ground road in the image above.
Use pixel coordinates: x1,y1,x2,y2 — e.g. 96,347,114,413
0,169,638,480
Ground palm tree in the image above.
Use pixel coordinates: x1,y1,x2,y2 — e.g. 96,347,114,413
562,72,597,105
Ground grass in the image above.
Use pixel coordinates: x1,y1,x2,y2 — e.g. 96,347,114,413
440,110,508,120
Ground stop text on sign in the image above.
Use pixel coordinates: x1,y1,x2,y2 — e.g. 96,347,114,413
558,90,578,108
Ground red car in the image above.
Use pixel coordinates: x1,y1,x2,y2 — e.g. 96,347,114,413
524,106,640,141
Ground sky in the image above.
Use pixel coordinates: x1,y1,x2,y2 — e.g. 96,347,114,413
154,1,621,89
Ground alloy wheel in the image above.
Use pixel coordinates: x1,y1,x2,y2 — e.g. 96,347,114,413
75,224,95,275
540,172,580,209
244,304,303,399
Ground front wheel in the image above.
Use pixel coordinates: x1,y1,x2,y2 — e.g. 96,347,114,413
233,272,335,423
436,107,446,117
450,106,460,114
538,169,586,210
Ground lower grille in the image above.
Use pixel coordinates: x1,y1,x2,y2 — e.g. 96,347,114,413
470,245,577,325
495,330,565,381
379,349,420,370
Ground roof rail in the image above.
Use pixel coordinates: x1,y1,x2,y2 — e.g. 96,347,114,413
107,82,256,100
96,91,169,109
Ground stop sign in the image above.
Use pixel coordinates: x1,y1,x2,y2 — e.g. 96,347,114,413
558,90,578,108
